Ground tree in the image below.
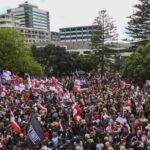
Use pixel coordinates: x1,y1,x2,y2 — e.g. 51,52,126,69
0,28,43,76
91,10,118,76
77,55,98,72
32,44,99,75
121,41,150,82
126,0,150,44
32,44,78,76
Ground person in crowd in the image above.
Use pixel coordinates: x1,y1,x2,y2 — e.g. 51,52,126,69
0,71,149,150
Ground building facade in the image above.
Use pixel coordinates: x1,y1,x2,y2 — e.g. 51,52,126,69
16,27,50,44
59,25,92,43
7,1,50,31
0,13,50,44
66,42,131,56
51,31,60,41
0,14,20,28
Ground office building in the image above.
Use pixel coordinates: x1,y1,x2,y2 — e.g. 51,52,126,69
0,13,50,44
0,14,20,28
7,1,50,31
16,27,50,44
59,25,92,43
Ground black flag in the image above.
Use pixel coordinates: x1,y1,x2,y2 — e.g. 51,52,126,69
27,113,44,150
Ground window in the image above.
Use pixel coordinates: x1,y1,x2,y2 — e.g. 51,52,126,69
84,51,90,54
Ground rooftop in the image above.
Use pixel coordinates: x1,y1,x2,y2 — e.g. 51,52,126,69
18,1,38,8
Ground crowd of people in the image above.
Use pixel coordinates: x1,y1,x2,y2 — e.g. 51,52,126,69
0,71,150,150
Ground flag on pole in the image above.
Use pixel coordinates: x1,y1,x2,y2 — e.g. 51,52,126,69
27,113,44,150
73,79,88,92
2,70,11,81
52,77,64,93
12,75,22,84
14,83,25,93
0,86,8,97
49,84,58,94
72,103,82,121
120,81,130,87
26,73,32,89
10,111,22,133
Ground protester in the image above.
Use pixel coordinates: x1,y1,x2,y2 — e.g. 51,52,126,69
0,70,150,150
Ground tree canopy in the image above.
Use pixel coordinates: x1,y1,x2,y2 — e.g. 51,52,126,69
126,0,150,43
32,44,79,76
0,28,43,76
31,44,100,76
121,41,150,82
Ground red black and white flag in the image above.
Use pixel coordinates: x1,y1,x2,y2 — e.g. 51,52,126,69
52,77,64,94
72,103,82,121
73,79,88,93
10,111,22,133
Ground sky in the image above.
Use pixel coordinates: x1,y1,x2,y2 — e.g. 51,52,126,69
0,0,138,40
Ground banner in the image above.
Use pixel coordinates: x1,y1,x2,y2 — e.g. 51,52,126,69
27,113,44,150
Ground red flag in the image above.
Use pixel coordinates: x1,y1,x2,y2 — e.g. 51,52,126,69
12,76,22,84
52,77,63,93
73,79,88,93
10,111,22,133
32,87,42,92
0,86,8,97
72,103,82,121
32,79,43,85
120,81,130,87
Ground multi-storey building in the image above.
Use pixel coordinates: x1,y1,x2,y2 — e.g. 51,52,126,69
59,25,92,43
0,2,51,45
7,1,50,31
0,14,20,28
0,13,51,44
17,27,50,44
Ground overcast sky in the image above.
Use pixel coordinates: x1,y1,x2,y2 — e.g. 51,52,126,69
0,0,138,40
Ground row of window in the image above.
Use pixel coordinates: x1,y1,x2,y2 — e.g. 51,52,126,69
15,13,48,20
60,27,92,32
60,35,91,38
24,33,49,36
25,35,49,39
33,16,48,21
60,37,91,40
60,32,91,35
19,29,49,35
33,25,48,30
11,12,49,22
0,21,11,24
61,39,89,42
26,39,49,43
32,10,48,16
33,21,48,26
15,17,49,27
